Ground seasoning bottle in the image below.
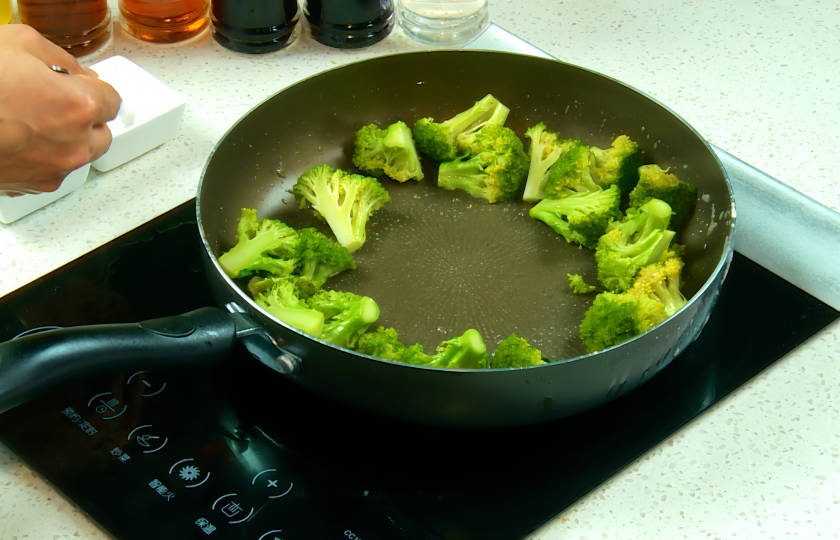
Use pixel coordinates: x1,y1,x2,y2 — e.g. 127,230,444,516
1,0,13,25
210,0,299,54
119,0,210,44
303,0,394,49
396,0,488,46
17,0,112,57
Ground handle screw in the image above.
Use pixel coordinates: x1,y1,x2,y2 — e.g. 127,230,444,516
275,353,300,374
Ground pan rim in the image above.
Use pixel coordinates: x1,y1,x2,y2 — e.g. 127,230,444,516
196,49,737,372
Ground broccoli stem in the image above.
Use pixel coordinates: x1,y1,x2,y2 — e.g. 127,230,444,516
427,329,488,369
321,297,380,348
444,95,510,137
652,279,687,316
523,144,562,201
313,178,362,252
437,155,490,200
262,301,324,337
636,198,674,240
219,229,287,278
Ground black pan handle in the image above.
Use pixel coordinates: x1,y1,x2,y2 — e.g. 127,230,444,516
0,307,237,415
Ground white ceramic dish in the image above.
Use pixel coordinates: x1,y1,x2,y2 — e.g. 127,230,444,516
0,165,90,225
90,55,187,172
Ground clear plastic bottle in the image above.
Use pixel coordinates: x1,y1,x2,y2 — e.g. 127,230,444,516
303,0,394,49
119,0,210,44
18,0,112,57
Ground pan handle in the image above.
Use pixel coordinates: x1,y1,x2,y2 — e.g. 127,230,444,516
0,307,237,415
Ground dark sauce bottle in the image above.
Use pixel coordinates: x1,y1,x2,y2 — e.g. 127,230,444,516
303,0,394,49
211,0,300,54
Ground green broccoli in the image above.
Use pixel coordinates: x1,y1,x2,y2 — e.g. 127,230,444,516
352,121,424,182
628,164,697,228
400,329,489,369
437,125,529,203
306,290,380,348
589,135,643,196
579,291,668,353
627,248,687,316
543,139,599,199
354,326,407,362
251,277,325,337
606,197,674,241
529,185,622,249
568,274,597,295
294,228,356,297
492,333,546,368
595,198,676,292
293,165,390,253
522,122,565,202
413,94,510,162
217,208,300,279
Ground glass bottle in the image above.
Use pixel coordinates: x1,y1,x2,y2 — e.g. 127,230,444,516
210,0,299,54
303,0,394,49
1,0,13,25
119,0,210,44
396,0,488,46
17,0,112,57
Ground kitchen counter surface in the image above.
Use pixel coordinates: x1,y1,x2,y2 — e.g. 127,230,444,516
1,1,839,538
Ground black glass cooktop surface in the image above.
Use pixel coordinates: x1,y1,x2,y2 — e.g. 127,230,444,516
0,201,837,540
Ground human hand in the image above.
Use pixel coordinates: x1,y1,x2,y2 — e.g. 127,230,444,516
0,25,121,196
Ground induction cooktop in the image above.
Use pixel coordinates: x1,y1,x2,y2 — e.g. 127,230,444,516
0,199,836,540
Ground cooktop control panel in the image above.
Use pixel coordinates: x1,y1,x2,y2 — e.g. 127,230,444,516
2,360,410,540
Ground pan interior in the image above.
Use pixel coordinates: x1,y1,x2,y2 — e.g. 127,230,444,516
199,51,732,361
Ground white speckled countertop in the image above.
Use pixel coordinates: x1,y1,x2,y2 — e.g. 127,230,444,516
1,1,839,538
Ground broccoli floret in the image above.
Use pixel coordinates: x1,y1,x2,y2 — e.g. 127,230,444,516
543,139,599,199
530,185,622,248
251,277,325,337
522,122,565,202
595,198,676,292
413,94,510,162
568,274,597,295
294,228,356,297
399,329,489,369
437,125,529,203
355,326,407,362
217,208,300,279
352,121,424,183
627,249,687,316
306,290,380,349
579,291,668,353
606,197,674,241
492,333,546,368
293,165,390,253
589,135,643,196
628,164,697,228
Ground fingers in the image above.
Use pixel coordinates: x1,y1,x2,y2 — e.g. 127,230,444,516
84,77,122,125
13,25,86,76
33,75,122,140
89,123,113,162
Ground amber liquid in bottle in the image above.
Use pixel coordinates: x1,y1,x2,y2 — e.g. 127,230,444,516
18,0,112,57
119,0,210,43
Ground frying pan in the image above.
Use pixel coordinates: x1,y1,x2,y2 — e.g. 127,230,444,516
0,51,735,428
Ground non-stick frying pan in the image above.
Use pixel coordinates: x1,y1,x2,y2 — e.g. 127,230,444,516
0,51,734,428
